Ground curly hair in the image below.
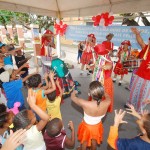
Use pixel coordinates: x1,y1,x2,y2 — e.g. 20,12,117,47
46,118,62,137
27,74,41,88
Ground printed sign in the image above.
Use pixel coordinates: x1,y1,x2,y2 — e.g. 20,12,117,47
65,26,150,49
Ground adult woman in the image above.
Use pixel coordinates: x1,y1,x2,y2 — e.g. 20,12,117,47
80,34,96,75
113,40,131,85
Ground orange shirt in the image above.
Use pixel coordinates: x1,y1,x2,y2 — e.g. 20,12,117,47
33,89,47,112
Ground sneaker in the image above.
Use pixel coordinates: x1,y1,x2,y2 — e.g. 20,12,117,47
113,78,116,83
118,82,122,86
118,80,122,86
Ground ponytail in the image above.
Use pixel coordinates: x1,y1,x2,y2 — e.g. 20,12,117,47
97,99,101,106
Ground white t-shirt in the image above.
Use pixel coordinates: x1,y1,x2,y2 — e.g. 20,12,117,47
23,125,46,150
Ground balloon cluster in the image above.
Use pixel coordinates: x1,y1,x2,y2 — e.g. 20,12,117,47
92,12,114,27
54,20,68,36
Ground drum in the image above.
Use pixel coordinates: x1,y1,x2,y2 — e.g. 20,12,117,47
123,59,143,69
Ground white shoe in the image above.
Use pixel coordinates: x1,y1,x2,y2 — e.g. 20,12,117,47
113,78,116,82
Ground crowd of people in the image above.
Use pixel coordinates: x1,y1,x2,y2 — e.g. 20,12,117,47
0,27,150,150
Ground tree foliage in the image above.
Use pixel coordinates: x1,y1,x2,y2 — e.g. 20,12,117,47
0,10,54,32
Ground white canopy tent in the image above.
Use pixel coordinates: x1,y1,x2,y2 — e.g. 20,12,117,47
0,0,150,18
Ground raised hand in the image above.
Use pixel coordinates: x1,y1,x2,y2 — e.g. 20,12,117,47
49,71,55,79
131,27,141,35
27,89,36,107
68,121,74,131
114,109,127,127
126,104,141,119
44,73,49,79
1,129,26,150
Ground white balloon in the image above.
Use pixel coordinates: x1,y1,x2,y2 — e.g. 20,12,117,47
99,18,105,26
56,18,60,24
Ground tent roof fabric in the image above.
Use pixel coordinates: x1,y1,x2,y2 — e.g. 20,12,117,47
0,0,149,17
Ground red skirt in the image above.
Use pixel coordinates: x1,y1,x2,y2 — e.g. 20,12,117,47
81,51,93,65
114,62,128,75
78,121,103,147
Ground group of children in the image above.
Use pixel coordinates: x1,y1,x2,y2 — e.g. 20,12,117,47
1,76,150,150
0,31,150,150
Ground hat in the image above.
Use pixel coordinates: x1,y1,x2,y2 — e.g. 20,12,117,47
94,44,108,55
88,34,96,39
0,42,6,48
0,71,10,82
121,40,131,46
44,30,54,35
106,33,114,38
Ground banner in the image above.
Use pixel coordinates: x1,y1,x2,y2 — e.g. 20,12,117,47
65,26,150,49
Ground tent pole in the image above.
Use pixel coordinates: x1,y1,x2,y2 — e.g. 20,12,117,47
56,0,61,58
56,34,61,57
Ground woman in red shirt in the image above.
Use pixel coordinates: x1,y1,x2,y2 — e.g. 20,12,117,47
125,27,150,113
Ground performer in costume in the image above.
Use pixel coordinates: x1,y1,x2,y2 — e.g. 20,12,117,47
113,40,131,86
102,33,114,52
80,34,96,75
71,81,111,150
40,30,55,73
51,58,80,98
125,28,150,113
93,44,114,112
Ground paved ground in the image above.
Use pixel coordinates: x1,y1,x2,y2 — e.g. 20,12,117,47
24,44,149,150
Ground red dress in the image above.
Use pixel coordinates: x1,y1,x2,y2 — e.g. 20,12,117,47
81,44,93,65
114,47,129,75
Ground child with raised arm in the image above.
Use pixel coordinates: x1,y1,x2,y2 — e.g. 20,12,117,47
27,71,56,114
2,63,35,110
44,118,75,150
107,107,150,150
13,89,50,150
46,78,63,119
71,81,111,150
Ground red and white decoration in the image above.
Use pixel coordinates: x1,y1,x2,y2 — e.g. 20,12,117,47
92,12,114,27
54,20,68,36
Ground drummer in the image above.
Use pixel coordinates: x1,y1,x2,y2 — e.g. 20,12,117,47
125,27,150,113
113,40,131,86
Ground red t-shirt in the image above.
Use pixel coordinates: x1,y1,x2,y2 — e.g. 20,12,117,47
136,45,150,80
102,41,114,52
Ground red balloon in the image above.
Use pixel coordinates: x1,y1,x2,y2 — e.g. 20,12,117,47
94,44,108,55
92,15,101,26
